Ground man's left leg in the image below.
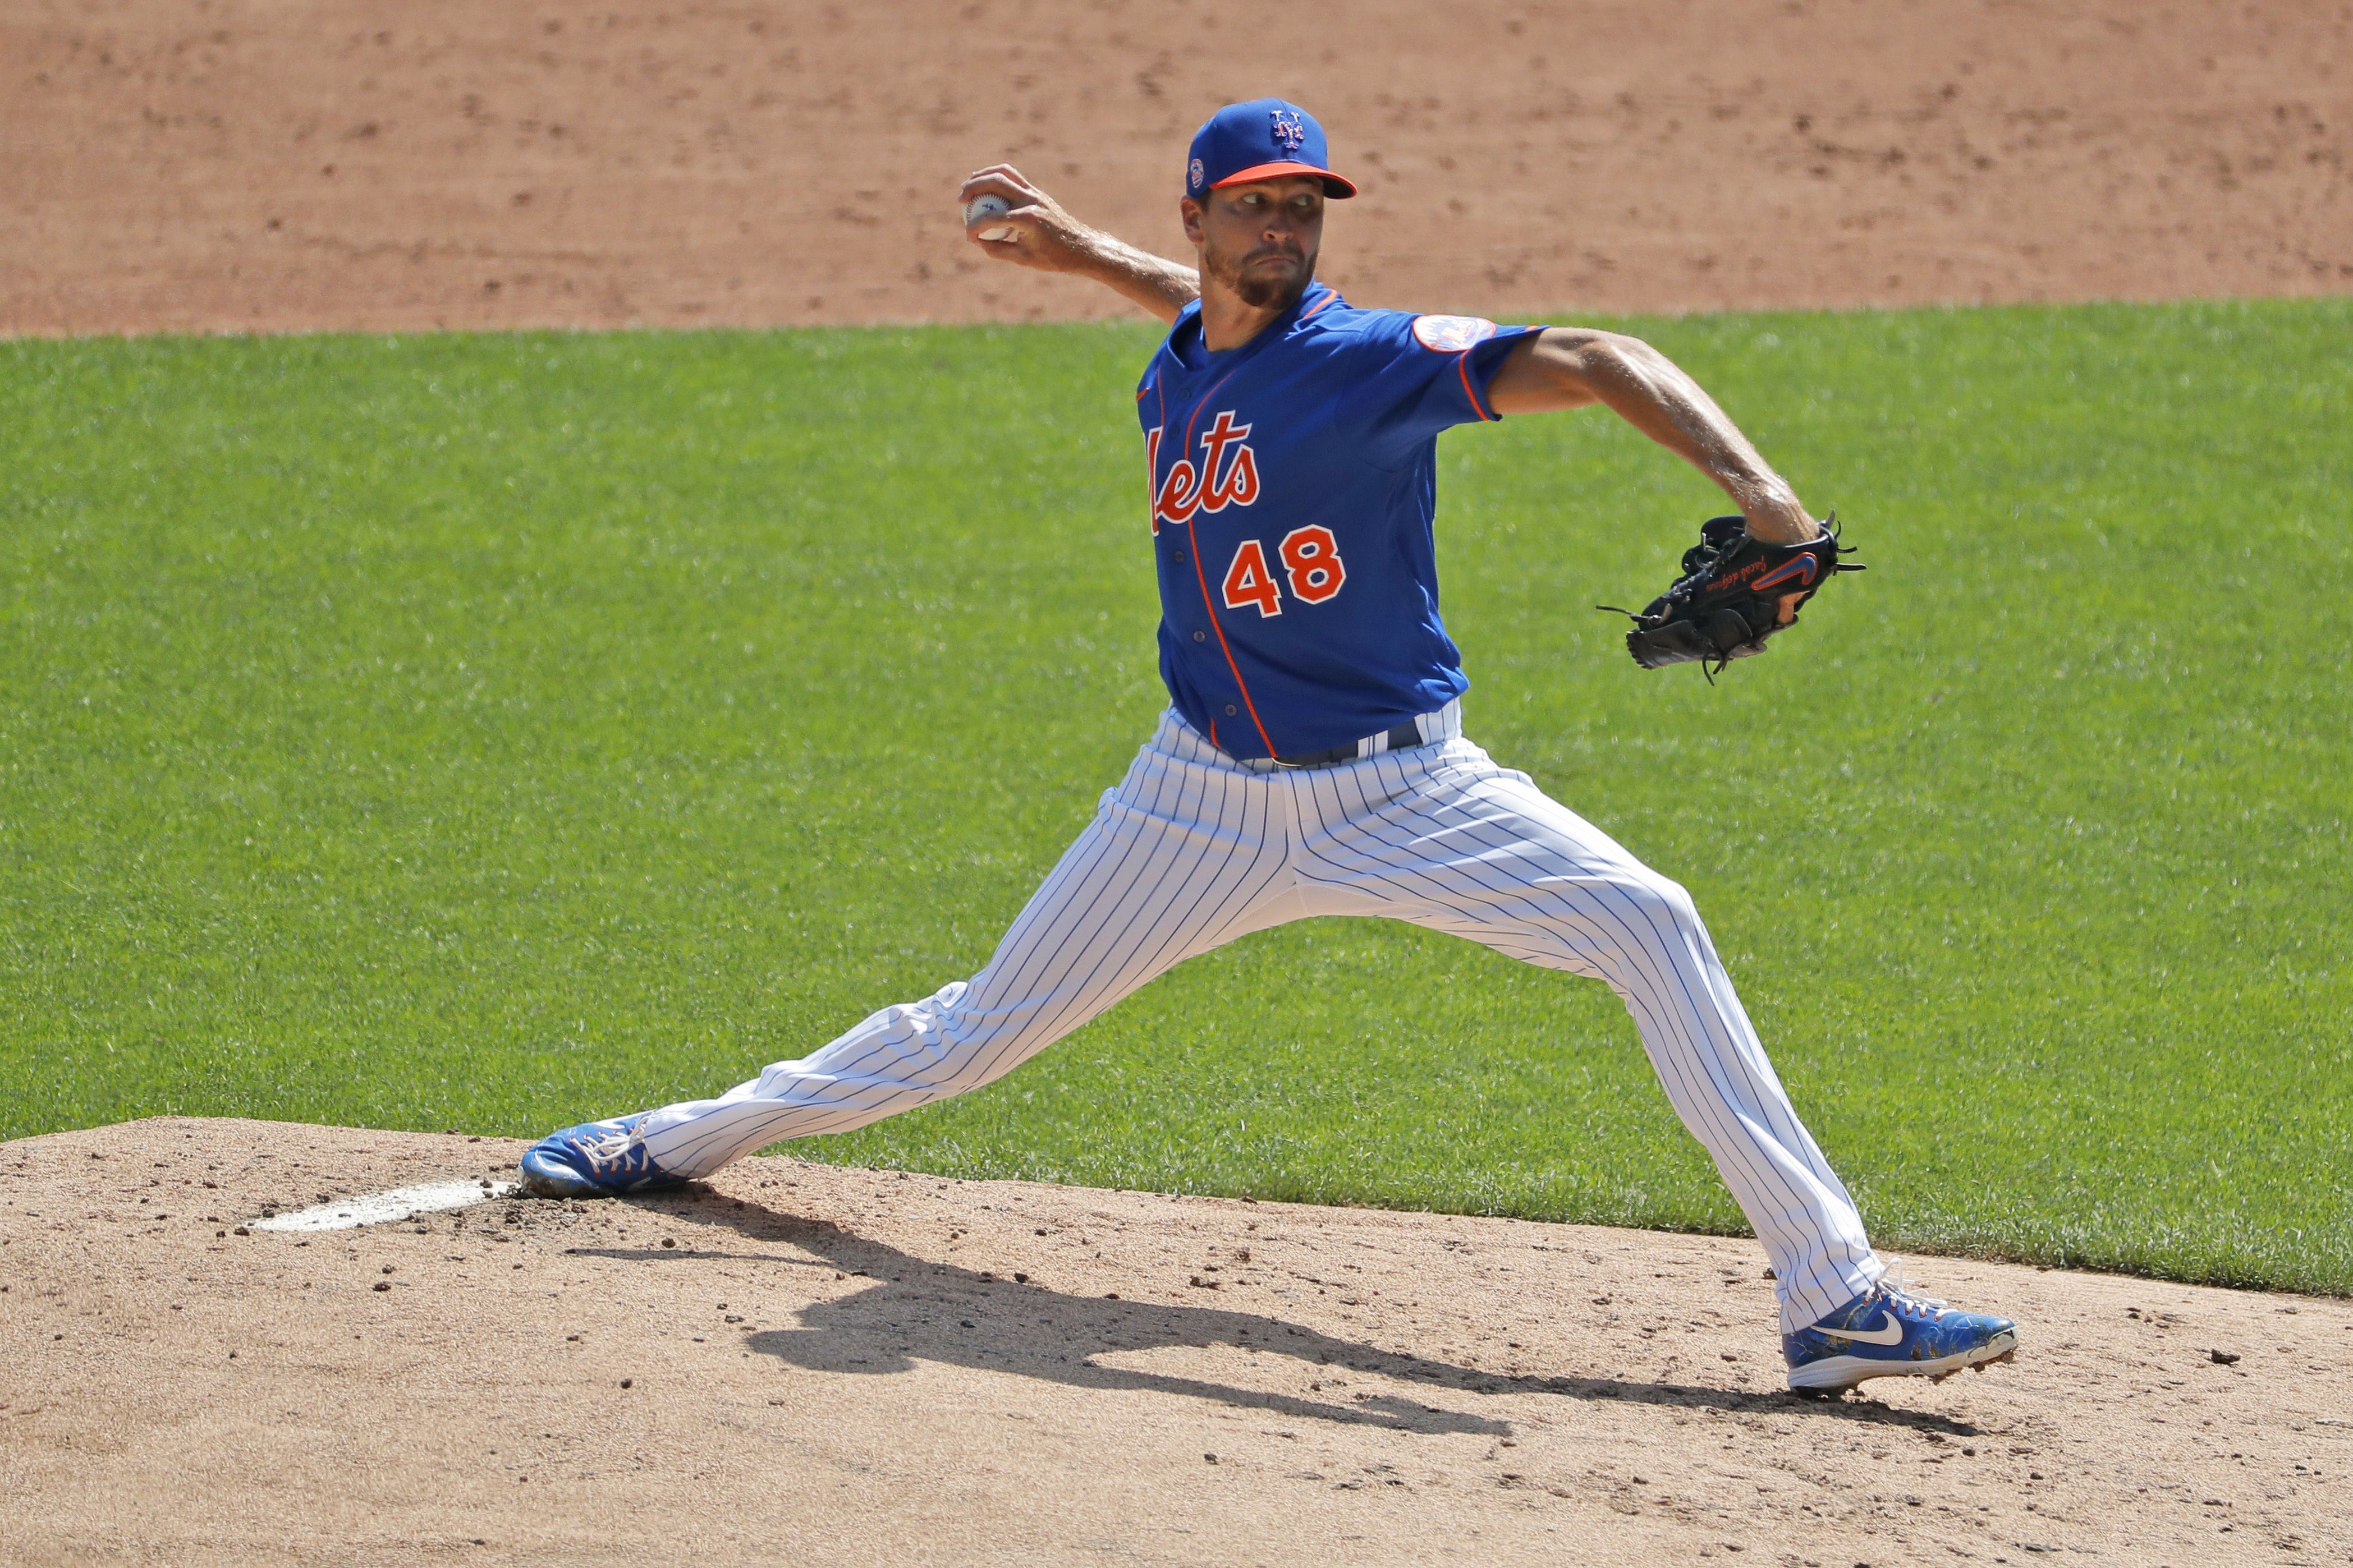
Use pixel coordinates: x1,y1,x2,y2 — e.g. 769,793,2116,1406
1285,736,2017,1387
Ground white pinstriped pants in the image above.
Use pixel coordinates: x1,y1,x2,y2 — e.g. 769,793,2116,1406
639,707,1884,1330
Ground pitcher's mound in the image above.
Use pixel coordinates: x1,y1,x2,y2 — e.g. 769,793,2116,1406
3,1118,2345,1564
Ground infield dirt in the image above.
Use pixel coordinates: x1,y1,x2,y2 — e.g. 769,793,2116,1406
3,0,2348,337
5,1118,2351,1565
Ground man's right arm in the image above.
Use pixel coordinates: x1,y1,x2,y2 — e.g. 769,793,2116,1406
957,165,1199,324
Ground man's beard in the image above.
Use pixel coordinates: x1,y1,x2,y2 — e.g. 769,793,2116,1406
1213,242,1316,311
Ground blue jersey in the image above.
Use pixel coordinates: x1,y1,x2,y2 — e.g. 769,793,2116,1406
1136,282,1542,760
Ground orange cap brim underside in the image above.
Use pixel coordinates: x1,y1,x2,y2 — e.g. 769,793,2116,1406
1207,161,1359,199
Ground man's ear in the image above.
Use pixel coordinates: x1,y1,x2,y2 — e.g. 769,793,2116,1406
1179,196,1205,247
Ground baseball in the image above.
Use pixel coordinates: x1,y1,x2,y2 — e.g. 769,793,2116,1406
964,192,1017,242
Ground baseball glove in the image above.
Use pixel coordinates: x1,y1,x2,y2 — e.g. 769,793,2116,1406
1602,512,1861,678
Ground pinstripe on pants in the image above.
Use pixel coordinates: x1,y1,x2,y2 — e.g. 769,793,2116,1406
638,707,1884,1330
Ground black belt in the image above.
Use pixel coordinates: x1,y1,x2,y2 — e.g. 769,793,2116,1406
1273,721,1424,770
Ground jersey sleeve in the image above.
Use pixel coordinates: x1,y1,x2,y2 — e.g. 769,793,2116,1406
1333,312,1546,468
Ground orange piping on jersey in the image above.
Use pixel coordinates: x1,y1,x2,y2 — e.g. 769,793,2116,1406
1191,516,1279,757
1457,349,1499,422
1299,288,1341,321
1166,357,1278,758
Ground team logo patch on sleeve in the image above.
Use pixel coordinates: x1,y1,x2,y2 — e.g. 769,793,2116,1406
1411,314,1498,352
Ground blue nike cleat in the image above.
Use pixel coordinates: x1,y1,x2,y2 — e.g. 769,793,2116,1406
517,1112,686,1198
1783,1276,2019,1392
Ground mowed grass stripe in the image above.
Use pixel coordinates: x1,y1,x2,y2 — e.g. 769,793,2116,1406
2,301,2346,1293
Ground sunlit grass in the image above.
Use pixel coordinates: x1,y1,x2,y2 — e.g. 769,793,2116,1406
3,299,2345,1291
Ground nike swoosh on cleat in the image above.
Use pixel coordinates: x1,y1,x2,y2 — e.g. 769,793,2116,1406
1834,1314,1906,1346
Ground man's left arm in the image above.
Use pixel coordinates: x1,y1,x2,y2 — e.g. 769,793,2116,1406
1484,328,1820,545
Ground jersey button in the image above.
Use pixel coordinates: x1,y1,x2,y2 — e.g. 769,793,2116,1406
1191,631,1206,643
1225,704,1238,716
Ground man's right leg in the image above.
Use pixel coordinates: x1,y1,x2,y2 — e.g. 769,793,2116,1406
521,714,1297,1194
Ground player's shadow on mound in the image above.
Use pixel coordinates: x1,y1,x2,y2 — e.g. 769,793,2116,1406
579,1190,1975,1438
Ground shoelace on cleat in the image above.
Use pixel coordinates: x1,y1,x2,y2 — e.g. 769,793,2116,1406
579,1126,645,1167
1877,1259,1950,1320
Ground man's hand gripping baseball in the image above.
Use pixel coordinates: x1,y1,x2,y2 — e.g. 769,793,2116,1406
957,164,1200,324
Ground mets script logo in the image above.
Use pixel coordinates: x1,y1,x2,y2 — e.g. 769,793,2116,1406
1411,314,1498,352
1146,412,1260,532
1269,108,1306,158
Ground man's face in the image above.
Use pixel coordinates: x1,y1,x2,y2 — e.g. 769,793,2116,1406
1182,176,1325,311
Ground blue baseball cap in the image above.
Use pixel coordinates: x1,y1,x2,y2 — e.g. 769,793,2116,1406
1185,99,1357,200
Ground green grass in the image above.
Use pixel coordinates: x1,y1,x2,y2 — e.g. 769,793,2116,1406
3,300,2347,1294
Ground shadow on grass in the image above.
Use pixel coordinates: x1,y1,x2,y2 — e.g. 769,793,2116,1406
562,1185,1980,1438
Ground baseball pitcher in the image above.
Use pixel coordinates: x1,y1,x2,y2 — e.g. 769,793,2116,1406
519,100,2017,1394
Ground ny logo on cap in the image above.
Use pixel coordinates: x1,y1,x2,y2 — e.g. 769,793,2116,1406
1269,108,1306,157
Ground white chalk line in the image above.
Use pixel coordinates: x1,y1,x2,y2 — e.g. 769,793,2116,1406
249,1178,517,1232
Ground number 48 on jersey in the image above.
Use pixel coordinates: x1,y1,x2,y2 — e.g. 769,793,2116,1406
1223,525,1347,617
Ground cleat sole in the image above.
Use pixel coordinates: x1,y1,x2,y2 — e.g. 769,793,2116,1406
1786,1331,2020,1392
